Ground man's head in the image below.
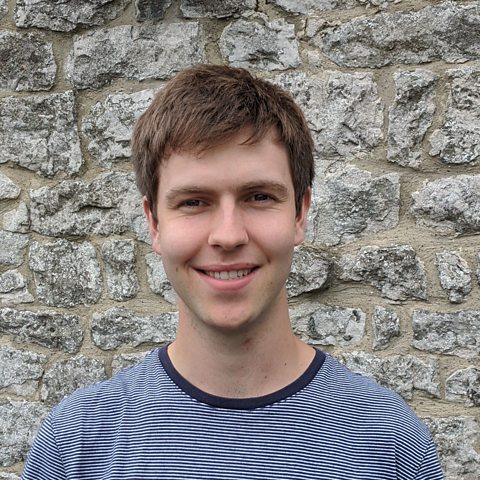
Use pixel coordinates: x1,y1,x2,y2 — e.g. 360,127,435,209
131,64,314,220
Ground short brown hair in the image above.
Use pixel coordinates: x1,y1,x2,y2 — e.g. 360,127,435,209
131,64,314,219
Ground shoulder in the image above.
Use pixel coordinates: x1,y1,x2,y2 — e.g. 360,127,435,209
50,349,162,428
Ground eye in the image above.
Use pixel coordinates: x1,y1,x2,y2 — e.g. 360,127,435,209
180,199,205,208
250,193,273,202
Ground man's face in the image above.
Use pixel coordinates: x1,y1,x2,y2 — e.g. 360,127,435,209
145,129,310,334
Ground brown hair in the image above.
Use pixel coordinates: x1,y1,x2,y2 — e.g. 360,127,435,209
131,64,314,219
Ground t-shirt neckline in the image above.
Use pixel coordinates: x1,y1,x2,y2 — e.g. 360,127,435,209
158,345,325,410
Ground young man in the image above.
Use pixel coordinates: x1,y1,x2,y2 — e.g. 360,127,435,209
22,65,444,479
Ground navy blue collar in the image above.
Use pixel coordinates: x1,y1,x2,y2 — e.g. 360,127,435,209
159,345,325,410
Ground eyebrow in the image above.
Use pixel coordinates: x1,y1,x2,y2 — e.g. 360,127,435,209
165,181,290,205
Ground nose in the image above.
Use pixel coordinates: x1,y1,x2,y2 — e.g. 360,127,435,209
207,201,249,251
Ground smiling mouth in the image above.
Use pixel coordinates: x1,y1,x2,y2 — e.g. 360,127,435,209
202,268,255,280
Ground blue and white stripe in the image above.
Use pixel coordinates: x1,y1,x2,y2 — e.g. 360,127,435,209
22,347,444,479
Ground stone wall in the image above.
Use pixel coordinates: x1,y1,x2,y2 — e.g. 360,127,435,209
0,1,479,478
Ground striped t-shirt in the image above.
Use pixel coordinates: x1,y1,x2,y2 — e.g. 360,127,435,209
22,347,444,479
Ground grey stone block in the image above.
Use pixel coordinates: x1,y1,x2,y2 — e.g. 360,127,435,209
430,68,480,165
290,302,365,347
15,0,129,32
101,240,138,301
0,174,20,200
340,245,427,301
412,310,480,358
0,347,47,396
82,89,156,168
274,71,383,158
0,231,28,267
220,19,300,71
435,251,471,304
287,245,332,297
30,172,146,241
181,0,255,18
29,239,102,308
0,400,49,467
411,175,480,235
270,0,401,14
41,355,107,405
112,351,149,374
3,202,30,234
372,306,400,351
388,70,437,168
135,0,171,21
66,23,205,89
446,367,480,408
0,270,33,305
0,0,7,19
0,473,20,480
425,416,480,480
318,3,480,68
145,252,176,304
0,308,83,353
0,31,55,91
308,165,399,246
0,92,83,177
341,351,440,400
92,307,178,350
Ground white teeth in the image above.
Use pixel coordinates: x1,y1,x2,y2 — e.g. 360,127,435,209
205,269,252,280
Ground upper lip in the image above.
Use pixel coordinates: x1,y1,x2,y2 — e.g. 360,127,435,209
195,264,258,272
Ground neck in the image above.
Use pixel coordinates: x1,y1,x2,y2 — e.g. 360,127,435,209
168,302,315,398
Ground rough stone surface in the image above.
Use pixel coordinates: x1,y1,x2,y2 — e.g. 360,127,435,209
388,70,437,168
112,351,149,374
0,270,33,305
0,92,83,176
220,19,300,71
30,172,148,241
101,239,138,301
411,175,480,235
181,0,255,18
435,251,471,304
425,416,480,480
66,23,204,89
29,239,102,308
3,202,30,234
0,473,20,480
0,31,55,91
287,246,332,297
0,231,28,267
136,0,171,21
318,3,480,68
307,165,399,246
412,310,480,358
82,89,155,168
92,307,178,350
15,0,129,32
372,306,400,351
430,68,480,165
0,0,7,19
145,252,176,304
0,308,83,353
341,351,440,400
290,303,365,347
0,400,49,467
270,0,402,14
0,173,20,200
274,71,383,158
340,245,427,301
41,355,107,405
0,347,47,396
445,367,480,408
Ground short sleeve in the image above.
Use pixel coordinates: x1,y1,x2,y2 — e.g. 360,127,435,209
415,437,445,480
21,414,66,480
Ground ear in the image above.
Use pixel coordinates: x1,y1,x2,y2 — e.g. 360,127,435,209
294,188,311,246
143,196,161,255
